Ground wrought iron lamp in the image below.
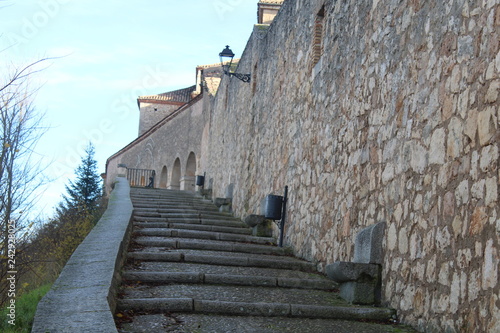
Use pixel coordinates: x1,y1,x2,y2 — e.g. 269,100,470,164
219,45,251,83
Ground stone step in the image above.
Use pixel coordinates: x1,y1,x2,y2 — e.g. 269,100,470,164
122,271,337,290
154,217,246,228
117,313,413,333
135,208,229,215
134,228,273,245
133,216,246,228
131,198,209,205
119,282,343,311
132,200,214,207
134,210,238,221
133,207,221,214
164,213,238,220
132,202,219,211
168,215,243,222
128,260,322,280
116,298,395,321
130,188,199,196
134,222,252,235
132,237,289,255
131,196,213,203
130,191,206,198
132,216,168,223
131,190,203,196
131,191,205,197
117,188,405,332
131,198,213,206
133,216,244,226
127,251,317,272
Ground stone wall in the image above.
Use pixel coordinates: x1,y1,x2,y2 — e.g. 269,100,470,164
105,97,207,194
138,102,179,136
204,0,499,332
32,177,133,333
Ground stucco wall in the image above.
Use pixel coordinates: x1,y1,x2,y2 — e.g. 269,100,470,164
138,102,180,136
204,0,499,332
106,98,207,194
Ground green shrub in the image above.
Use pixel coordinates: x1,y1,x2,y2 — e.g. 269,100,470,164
0,283,51,332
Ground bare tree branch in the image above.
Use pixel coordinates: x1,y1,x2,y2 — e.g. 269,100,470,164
0,58,50,306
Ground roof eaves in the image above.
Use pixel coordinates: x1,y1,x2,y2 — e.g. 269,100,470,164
107,94,204,164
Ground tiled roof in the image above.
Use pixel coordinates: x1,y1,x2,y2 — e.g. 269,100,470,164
203,77,222,96
258,0,285,4
107,94,203,163
196,59,238,70
197,62,222,69
196,59,241,95
138,85,196,104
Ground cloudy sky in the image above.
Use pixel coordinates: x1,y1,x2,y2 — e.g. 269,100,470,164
1,0,257,218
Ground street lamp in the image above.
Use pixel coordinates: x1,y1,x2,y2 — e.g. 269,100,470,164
219,45,251,83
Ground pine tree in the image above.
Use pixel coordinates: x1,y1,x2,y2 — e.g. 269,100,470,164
57,143,102,219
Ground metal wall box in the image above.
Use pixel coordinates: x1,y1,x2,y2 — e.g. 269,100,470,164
264,194,283,220
196,175,205,186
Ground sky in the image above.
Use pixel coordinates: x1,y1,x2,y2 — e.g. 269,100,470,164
1,0,257,219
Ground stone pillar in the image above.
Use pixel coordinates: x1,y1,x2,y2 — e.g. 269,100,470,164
117,164,127,177
180,176,196,192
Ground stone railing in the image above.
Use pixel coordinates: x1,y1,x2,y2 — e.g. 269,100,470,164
31,177,133,333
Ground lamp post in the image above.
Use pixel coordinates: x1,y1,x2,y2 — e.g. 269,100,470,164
219,45,251,83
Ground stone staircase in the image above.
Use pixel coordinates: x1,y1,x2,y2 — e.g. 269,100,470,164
115,187,409,333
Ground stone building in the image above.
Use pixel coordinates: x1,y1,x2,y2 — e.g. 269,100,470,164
258,0,285,24
105,0,499,332
136,85,197,136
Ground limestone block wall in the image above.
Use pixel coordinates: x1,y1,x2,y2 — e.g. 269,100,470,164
105,98,207,194
204,0,499,332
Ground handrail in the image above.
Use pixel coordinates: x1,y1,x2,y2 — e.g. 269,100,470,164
127,168,155,187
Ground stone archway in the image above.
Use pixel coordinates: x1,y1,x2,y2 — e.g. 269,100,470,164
169,158,181,190
159,166,168,188
181,152,197,192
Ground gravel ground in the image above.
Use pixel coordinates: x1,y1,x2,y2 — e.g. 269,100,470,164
117,313,419,333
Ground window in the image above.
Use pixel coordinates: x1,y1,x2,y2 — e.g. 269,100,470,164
252,62,258,95
312,5,325,68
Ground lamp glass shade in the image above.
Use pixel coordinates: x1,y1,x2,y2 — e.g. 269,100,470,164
219,45,235,73
219,45,235,59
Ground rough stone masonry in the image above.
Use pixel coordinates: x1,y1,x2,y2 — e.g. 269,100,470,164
203,1,499,332
106,0,499,332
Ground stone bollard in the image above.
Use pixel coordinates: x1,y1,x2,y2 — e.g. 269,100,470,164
325,222,386,305
243,214,273,237
214,197,232,213
117,163,127,177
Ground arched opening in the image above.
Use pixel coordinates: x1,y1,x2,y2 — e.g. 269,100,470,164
169,158,181,190
181,152,197,192
159,166,168,188
186,152,196,177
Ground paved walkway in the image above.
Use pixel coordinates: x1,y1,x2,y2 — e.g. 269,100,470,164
115,188,417,332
